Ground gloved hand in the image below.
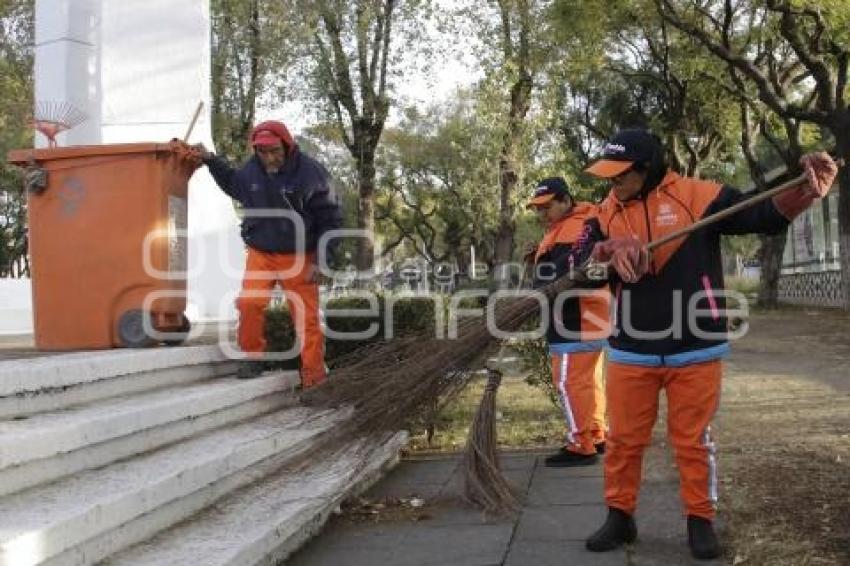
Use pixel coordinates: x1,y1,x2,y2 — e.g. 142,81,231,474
522,243,538,265
801,151,838,197
591,236,651,283
190,142,213,161
773,152,838,219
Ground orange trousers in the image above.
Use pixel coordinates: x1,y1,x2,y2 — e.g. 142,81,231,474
237,248,326,387
550,350,607,455
604,360,721,519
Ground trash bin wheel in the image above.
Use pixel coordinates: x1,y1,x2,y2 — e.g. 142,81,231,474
117,309,158,348
163,314,192,347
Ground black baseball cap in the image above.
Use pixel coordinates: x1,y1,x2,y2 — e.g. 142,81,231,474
585,129,661,178
527,176,572,208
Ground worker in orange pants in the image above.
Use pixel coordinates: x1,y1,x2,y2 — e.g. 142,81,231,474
237,249,327,387
604,360,720,520
549,350,607,460
196,119,342,385
526,176,610,467
577,129,837,560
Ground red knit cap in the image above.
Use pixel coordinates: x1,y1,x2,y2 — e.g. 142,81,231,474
250,120,296,154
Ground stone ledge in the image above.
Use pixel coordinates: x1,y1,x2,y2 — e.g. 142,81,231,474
0,346,233,397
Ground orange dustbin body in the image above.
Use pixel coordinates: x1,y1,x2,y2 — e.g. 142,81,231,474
8,142,201,350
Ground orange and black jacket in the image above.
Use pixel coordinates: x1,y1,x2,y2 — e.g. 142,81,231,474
533,203,610,351
581,171,789,366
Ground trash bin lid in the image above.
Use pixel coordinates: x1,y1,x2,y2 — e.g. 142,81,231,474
7,143,177,165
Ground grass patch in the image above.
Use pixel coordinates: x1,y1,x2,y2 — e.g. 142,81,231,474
725,276,760,296
406,374,564,453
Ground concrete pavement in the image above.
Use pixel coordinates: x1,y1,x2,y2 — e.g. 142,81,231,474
289,442,722,566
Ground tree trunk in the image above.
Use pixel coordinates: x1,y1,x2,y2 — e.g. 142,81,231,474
355,143,377,273
492,72,532,288
757,228,788,308
493,146,517,287
835,129,850,310
492,216,515,287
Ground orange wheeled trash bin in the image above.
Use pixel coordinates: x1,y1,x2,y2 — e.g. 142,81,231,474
7,141,201,350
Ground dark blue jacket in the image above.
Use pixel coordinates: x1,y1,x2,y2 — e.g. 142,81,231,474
205,149,343,257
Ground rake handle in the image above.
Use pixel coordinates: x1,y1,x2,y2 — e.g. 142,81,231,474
647,158,844,252
182,101,204,143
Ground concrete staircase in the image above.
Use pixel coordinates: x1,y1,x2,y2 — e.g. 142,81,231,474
0,346,406,566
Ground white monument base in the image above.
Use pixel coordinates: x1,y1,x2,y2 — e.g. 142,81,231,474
0,279,33,335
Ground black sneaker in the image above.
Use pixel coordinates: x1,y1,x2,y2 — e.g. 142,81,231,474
687,515,721,560
236,360,265,379
595,442,606,455
586,507,637,552
544,447,598,467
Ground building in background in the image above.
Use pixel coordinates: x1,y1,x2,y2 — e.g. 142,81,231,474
779,190,843,307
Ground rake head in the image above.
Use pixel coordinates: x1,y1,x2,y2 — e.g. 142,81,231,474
32,101,88,147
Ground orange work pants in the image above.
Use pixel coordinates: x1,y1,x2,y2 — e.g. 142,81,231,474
237,248,326,387
604,360,721,519
550,350,607,455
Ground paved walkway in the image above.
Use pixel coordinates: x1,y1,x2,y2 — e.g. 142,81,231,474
289,441,722,566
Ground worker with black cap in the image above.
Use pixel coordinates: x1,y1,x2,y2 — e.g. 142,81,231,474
576,128,837,560
526,176,610,467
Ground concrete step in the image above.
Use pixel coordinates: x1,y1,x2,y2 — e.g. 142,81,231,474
0,346,237,418
0,371,300,470
104,431,408,566
0,406,349,566
0,371,300,497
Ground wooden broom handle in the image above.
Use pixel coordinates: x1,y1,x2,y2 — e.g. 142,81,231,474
646,158,844,252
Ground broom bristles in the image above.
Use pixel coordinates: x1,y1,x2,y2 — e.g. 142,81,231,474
299,266,596,512
463,369,522,515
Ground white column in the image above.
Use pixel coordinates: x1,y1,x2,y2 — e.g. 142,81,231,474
33,0,102,147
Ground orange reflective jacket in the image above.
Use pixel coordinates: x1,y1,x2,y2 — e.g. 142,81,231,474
533,203,610,347
585,171,789,360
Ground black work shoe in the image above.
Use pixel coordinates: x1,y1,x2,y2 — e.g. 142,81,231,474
595,442,606,455
236,361,265,379
586,507,637,552
687,515,721,560
544,447,599,467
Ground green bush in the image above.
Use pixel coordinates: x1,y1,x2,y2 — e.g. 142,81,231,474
725,275,760,296
508,311,560,408
511,337,559,408
264,307,300,370
385,295,439,335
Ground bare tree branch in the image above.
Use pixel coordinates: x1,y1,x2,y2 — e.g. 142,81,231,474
655,0,829,124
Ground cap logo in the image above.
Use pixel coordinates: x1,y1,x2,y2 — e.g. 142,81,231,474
656,202,678,226
604,143,627,154
534,185,550,196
